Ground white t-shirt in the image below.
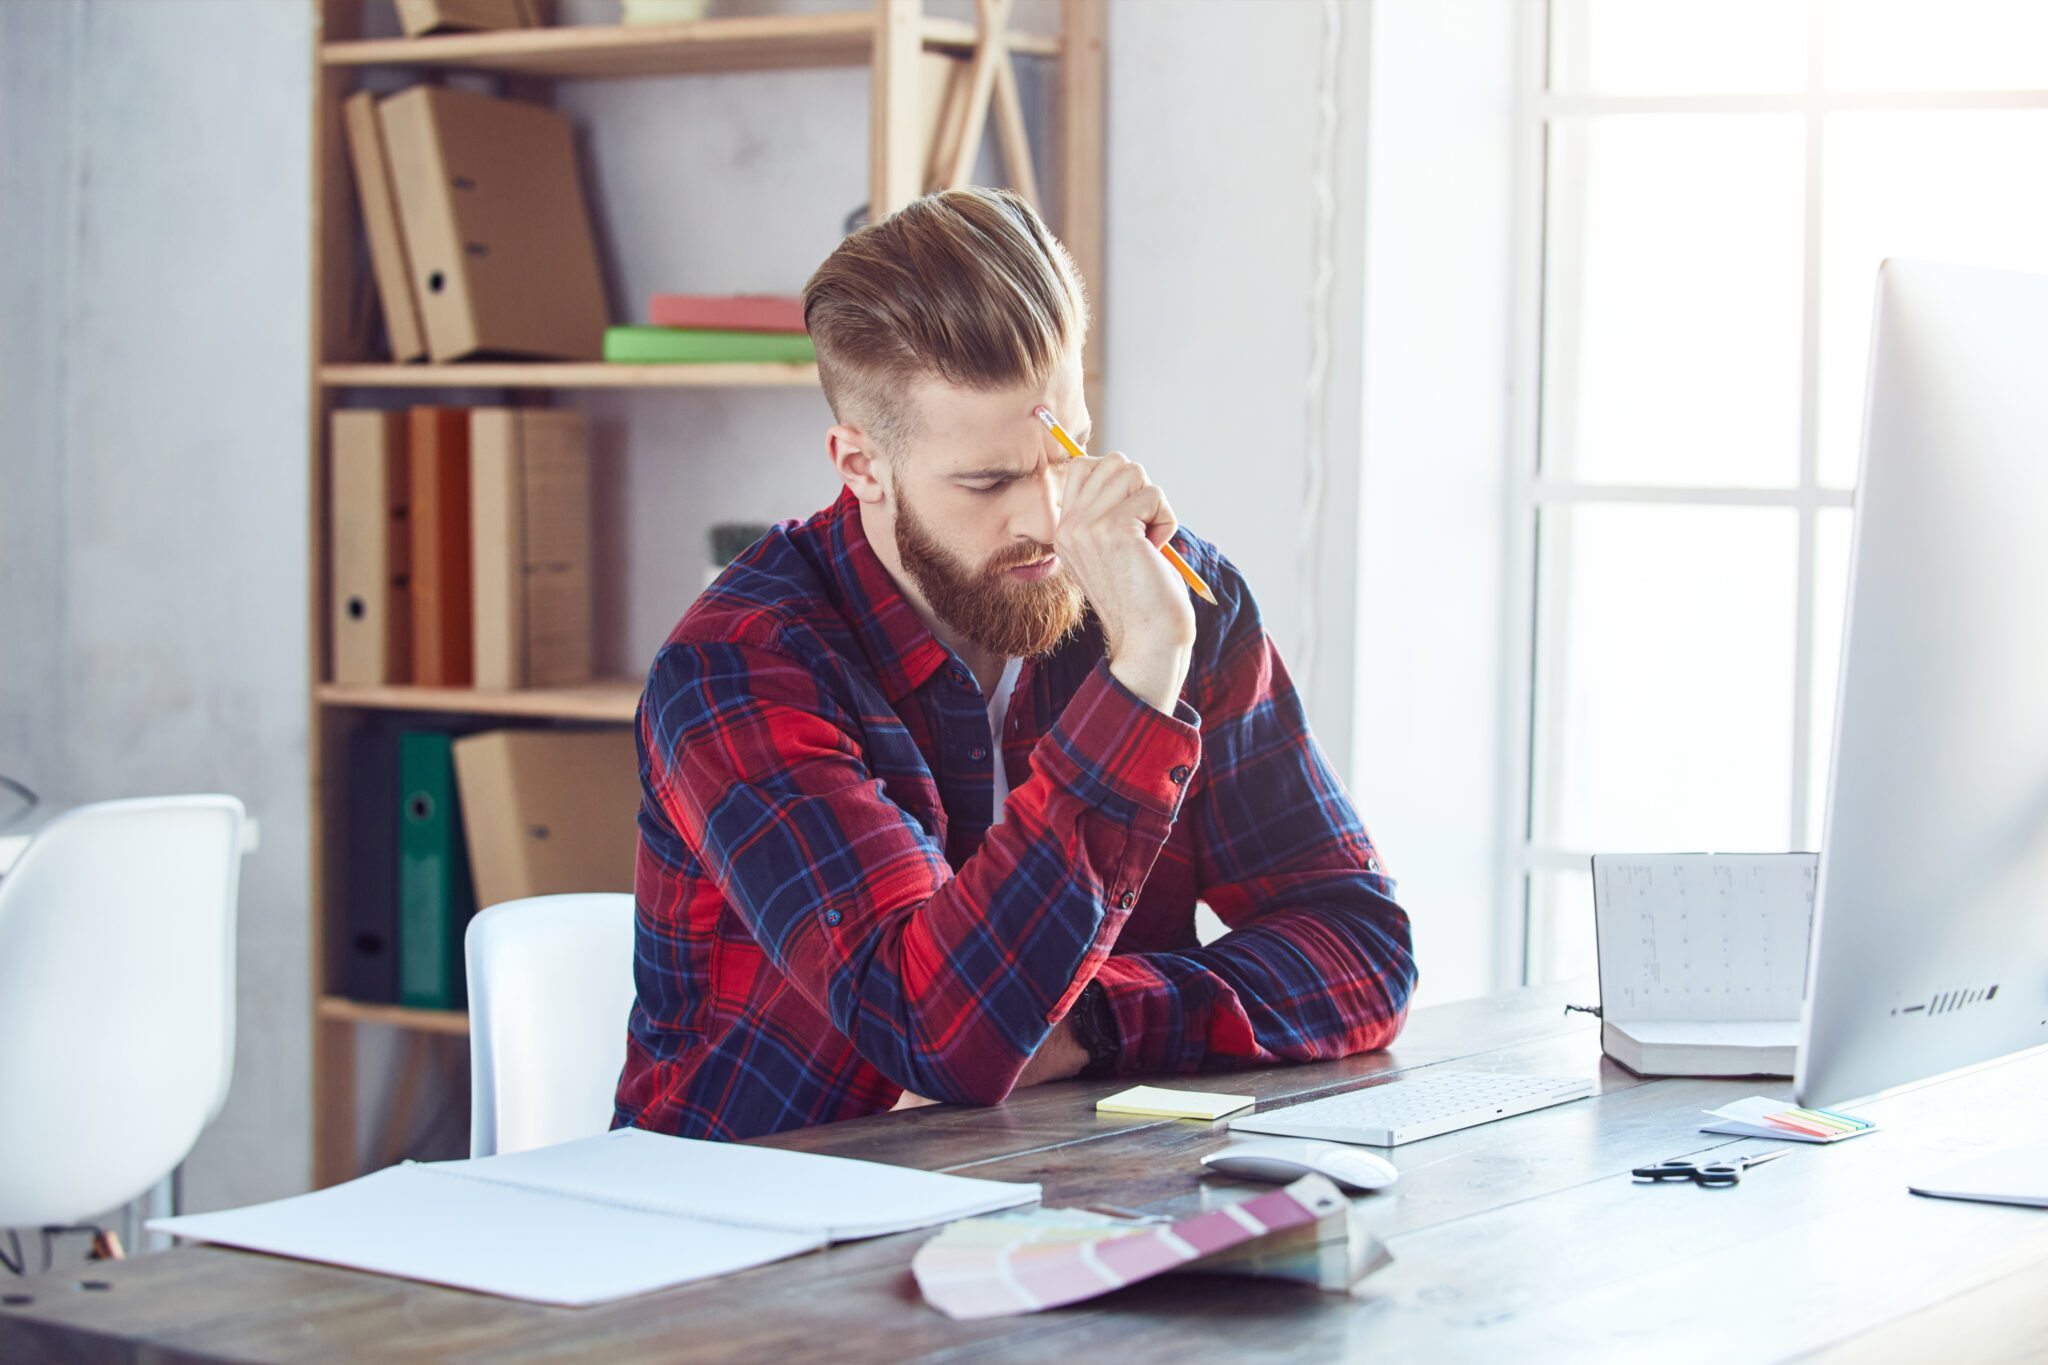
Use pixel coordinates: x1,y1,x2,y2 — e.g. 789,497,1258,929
986,657,1024,824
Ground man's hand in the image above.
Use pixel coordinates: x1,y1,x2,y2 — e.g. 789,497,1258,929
1052,452,1197,715
1013,1015,1089,1088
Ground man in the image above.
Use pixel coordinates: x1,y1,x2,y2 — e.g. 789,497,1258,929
616,188,1416,1141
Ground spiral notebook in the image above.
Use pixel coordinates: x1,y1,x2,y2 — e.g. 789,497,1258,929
150,1129,1039,1306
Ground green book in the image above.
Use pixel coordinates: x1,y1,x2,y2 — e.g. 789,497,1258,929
398,731,476,1011
603,325,816,365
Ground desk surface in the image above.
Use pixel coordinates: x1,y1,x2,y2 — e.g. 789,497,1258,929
6,981,2046,1363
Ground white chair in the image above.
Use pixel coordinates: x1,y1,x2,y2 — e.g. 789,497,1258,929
0,795,244,1243
465,892,637,1158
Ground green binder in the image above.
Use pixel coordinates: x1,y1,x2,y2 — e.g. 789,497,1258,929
398,731,476,1010
603,325,817,365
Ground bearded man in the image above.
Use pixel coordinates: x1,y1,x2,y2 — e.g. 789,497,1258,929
615,188,1417,1141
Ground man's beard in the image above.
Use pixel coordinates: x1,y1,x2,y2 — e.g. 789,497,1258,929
894,489,1086,661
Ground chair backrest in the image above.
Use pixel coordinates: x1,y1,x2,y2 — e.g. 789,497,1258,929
0,795,244,1228
465,892,637,1158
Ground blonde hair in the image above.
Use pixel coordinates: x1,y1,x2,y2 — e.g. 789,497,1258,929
802,187,1089,452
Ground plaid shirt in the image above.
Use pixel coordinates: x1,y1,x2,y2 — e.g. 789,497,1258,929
616,489,1416,1141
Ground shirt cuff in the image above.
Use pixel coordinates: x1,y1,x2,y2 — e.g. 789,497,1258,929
1034,658,1202,833
1091,953,1214,1075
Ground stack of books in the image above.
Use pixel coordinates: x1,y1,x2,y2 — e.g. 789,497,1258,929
604,294,815,365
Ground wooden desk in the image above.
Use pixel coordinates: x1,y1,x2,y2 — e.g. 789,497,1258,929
6,982,2046,1362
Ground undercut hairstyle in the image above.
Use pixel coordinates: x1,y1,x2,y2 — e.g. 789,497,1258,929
802,187,1090,456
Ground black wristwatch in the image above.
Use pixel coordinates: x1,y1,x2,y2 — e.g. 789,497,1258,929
1071,981,1121,1078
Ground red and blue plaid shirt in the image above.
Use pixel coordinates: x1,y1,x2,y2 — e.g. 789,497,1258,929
615,489,1415,1141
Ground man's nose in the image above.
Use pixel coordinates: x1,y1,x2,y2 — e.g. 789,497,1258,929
1015,467,1063,545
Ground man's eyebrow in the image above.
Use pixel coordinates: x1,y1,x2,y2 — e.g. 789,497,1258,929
949,464,1037,481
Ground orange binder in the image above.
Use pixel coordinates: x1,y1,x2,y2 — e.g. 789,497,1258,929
408,407,473,687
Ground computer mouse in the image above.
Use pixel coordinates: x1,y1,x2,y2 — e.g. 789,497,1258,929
1200,1138,1399,1193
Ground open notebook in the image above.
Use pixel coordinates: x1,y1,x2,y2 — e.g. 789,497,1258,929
1593,852,1817,1078
150,1128,1040,1306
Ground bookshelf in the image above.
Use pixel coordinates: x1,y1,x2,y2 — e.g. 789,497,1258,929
307,0,1106,1187
322,361,822,388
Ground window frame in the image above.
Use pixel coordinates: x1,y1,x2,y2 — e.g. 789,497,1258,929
1503,1,2048,985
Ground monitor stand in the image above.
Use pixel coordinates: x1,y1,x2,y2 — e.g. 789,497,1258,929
1907,1142,2048,1208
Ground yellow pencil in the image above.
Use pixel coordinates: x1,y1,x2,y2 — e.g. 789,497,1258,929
1032,406,1218,606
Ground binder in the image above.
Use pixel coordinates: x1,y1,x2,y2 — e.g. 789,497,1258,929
341,93,426,363
378,86,610,364
340,722,401,1003
408,406,473,687
329,409,412,685
393,0,538,39
470,409,592,690
451,728,639,911
398,731,476,1010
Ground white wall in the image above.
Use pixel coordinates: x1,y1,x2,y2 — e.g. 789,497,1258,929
1353,0,1519,1004
0,0,1521,1213
0,0,315,1217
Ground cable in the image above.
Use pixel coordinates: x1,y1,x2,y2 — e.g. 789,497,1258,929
1298,0,1344,700
0,774,39,831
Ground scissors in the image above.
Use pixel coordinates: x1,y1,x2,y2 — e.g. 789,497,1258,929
1632,1148,1792,1188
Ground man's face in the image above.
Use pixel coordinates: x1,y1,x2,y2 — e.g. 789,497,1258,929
878,356,1090,661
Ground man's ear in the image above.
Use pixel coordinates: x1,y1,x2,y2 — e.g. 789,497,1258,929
827,423,887,505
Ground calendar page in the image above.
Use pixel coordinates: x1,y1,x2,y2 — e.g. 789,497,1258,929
1592,853,1818,1024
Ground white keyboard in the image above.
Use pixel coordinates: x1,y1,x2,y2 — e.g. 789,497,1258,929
1228,1071,1595,1146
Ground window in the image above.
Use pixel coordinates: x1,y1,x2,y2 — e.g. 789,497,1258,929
1512,0,2048,984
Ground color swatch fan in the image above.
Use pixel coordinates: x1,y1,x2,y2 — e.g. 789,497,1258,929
912,1175,1389,1320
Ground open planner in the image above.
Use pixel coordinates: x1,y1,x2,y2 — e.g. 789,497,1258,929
1592,852,1817,1077
150,1128,1039,1307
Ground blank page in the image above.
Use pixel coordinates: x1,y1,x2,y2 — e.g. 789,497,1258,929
150,1165,821,1307
433,1128,1040,1238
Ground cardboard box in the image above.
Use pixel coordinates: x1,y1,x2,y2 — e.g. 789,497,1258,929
470,408,593,690
452,728,640,911
378,86,610,363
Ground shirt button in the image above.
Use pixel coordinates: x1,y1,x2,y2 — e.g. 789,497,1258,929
1169,764,1191,784
970,746,988,762
823,909,842,926
1116,890,1136,910
948,666,967,685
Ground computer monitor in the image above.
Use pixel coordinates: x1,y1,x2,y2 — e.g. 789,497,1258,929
1796,260,2048,1123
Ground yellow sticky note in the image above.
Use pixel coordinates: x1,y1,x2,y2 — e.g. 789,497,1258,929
1095,1085,1256,1121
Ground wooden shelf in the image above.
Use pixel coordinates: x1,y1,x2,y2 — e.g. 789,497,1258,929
322,12,1058,80
321,362,820,389
317,679,642,722
318,996,470,1035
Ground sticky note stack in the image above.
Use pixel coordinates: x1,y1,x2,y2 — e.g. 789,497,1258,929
1095,1085,1256,1121
1700,1096,1878,1142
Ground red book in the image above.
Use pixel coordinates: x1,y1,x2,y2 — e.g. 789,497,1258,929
647,294,807,334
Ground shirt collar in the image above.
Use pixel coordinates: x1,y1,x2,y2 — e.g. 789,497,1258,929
826,488,955,704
